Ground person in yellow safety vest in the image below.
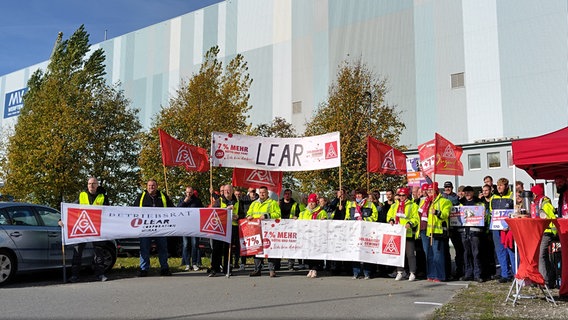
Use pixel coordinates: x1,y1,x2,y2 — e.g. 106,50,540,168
344,188,378,279
60,177,109,283
134,179,174,277
531,183,558,288
296,193,327,278
387,187,419,281
246,186,281,277
209,184,240,277
423,182,452,282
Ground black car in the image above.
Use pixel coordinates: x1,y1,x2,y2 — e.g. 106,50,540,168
0,202,117,286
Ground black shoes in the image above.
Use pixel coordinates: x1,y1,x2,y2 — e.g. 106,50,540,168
138,270,148,277
475,278,485,283
160,269,172,276
459,276,473,281
208,271,217,277
498,277,512,283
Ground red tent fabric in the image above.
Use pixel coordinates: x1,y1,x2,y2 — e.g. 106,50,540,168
511,126,568,180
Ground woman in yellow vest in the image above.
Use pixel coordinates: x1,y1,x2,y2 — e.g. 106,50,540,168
297,193,327,278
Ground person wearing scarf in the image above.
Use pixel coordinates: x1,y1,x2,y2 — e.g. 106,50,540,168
345,188,378,279
531,184,557,288
423,182,452,282
387,187,419,281
297,193,327,278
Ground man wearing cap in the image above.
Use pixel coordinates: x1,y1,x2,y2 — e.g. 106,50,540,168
458,186,485,282
387,187,419,281
441,181,464,280
531,184,557,288
489,177,515,283
423,183,452,282
345,188,378,279
297,193,327,278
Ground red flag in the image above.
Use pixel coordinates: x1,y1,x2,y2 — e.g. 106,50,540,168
158,129,209,172
367,136,407,175
232,168,282,195
418,133,463,176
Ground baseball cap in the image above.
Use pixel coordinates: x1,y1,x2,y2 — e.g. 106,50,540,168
444,181,453,188
463,186,474,192
307,193,318,203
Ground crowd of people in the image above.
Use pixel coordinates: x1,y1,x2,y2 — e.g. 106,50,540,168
70,174,568,286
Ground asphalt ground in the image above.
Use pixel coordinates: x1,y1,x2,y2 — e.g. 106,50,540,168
1,267,467,320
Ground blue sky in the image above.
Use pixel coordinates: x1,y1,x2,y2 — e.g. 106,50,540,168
0,0,223,76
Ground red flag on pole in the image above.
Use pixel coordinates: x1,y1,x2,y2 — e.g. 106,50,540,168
418,133,463,176
367,136,407,175
232,168,283,195
158,129,209,172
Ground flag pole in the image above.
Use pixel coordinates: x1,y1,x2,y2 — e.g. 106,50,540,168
163,165,169,196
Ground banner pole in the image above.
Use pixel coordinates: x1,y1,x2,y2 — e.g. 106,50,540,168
226,209,232,279
430,173,436,246
61,233,66,283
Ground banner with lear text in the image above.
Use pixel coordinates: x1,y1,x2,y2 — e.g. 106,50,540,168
159,129,209,172
60,203,231,245
367,136,407,175
239,219,406,267
211,132,340,171
232,168,282,195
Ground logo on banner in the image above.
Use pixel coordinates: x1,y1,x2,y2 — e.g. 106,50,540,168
246,170,275,186
176,145,197,168
325,141,338,159
200,209,227,236
381,234,401,255
442,145,456,159
68,208,101,238
381,149,397,171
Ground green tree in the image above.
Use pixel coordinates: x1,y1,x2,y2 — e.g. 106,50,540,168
138,46,252,204
248,116,299,192
2,25,141,207
295,59,406,196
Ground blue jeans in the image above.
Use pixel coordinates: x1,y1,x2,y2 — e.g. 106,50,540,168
352,262,372,278
422,230,446,281
492,230,512,279
139,237,169,271
182,237,201,266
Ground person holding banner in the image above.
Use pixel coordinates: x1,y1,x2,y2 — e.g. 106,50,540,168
134,179,174,277
489,177,515,283
387,187,419,281
297,193,328,278
247,186,281,277
458,186,485,283
210,184,239,277
424,183,452,282
277,189,302,271
60,176,109,283
345,188,378,279
177,186,203,272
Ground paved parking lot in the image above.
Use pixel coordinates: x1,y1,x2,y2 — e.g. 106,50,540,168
1,268,467,319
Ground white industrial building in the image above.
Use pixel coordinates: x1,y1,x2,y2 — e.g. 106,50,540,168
1,0,567,198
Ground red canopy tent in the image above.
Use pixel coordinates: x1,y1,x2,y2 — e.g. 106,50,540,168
511,126,568,180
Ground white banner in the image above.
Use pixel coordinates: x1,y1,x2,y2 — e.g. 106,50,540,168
258,220,406,267
60,203,232,245
210,132,341,172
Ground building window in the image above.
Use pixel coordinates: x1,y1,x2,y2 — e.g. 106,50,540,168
507,150,513,167
451,72,465,88
292,101,302,114
488,152,501,168
468,154,481,170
